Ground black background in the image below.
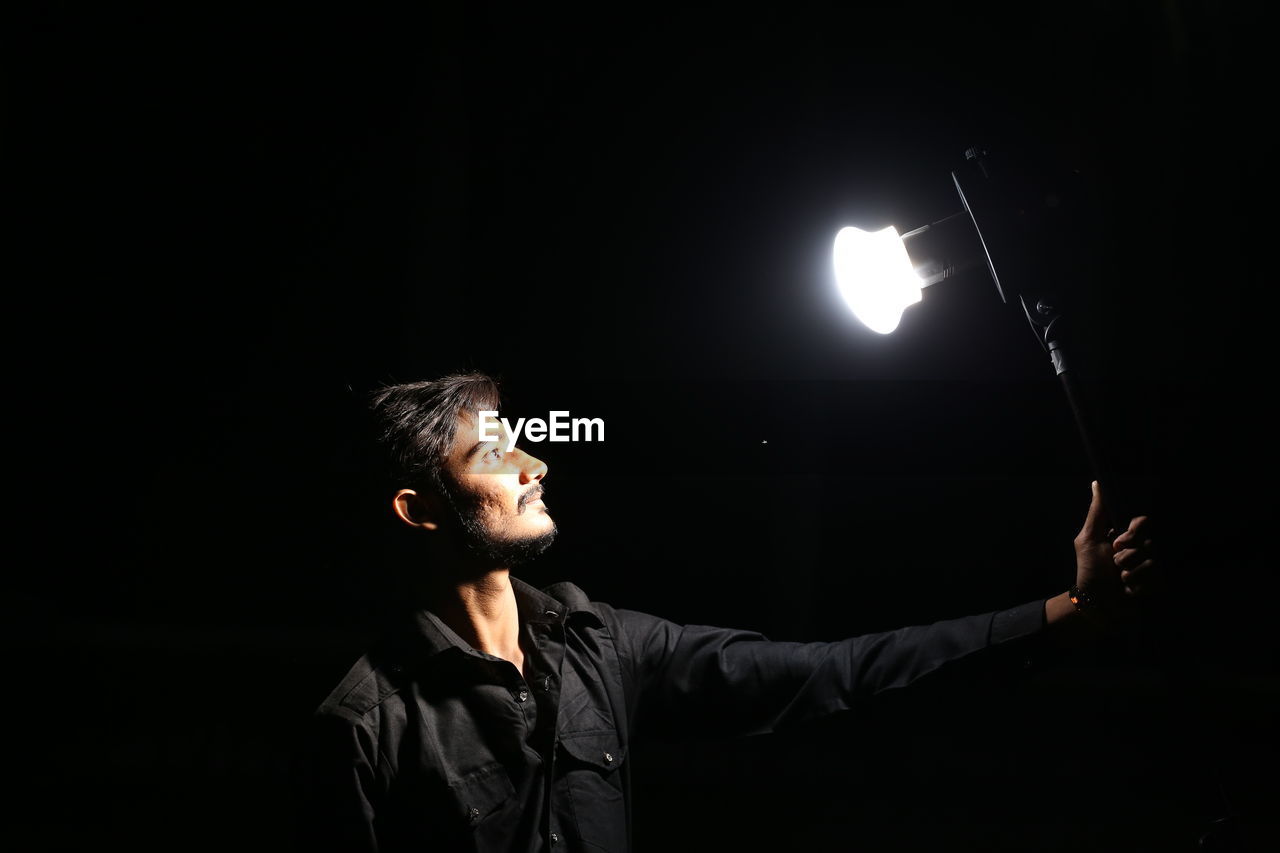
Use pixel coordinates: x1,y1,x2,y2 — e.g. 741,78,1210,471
9,4,1275,851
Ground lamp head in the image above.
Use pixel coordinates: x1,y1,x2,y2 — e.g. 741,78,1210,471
832,225,923,334
833,147,1087,336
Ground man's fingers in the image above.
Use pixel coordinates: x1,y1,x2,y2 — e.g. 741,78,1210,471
1113,533,1154,552
1112,516,1151,547
1078,480,1108,542
1120,561,1154,585
1101,512,1155,598
1114,547,1152,568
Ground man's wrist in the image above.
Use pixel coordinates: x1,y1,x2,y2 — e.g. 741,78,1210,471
1046,583,1119,633
1044,591,1082,627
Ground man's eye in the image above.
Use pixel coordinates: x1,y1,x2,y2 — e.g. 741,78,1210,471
487,447,502,460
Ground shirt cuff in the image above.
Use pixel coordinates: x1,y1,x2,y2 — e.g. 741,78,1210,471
989,599,1047,646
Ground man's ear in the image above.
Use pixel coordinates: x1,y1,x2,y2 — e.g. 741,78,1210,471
392,489,442,530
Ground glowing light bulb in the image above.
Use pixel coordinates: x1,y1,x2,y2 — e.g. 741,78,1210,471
833,225,924,334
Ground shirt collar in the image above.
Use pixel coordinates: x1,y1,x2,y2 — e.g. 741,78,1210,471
400,575,598,661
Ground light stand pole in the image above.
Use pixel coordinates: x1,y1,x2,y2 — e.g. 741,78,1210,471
950,146,1130,534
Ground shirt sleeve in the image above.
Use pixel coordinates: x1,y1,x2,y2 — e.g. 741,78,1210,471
295,711,382,853
609,599,1046,740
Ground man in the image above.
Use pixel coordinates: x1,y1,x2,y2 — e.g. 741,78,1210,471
299,372,1156,852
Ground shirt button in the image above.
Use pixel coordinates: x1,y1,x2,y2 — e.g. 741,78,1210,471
516,688,529,702
467,806,480,824
541,675,552,692
603,752,614,764
549,832,560,844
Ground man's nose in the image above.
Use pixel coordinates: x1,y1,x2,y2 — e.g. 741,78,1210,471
517,450,548,484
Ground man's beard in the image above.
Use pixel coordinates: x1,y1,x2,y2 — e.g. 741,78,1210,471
442,481,558,567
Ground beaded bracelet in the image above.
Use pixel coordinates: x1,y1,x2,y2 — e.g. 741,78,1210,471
1068,585,1096,613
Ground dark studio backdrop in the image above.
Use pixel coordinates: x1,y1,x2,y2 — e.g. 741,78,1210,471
9,4,1275,851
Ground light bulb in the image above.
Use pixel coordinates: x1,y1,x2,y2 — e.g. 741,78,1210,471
833,225,924,334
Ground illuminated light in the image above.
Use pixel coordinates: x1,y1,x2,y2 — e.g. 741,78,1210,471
832,225,924,334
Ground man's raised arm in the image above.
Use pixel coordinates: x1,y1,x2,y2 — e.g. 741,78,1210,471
609,481,1155,741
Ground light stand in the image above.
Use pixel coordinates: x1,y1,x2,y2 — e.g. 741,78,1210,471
835,146,1130,533
950,146,1128,534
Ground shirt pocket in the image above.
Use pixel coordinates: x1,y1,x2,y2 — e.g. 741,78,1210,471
558,730,628,851
447,761,517,830
558,729,626,774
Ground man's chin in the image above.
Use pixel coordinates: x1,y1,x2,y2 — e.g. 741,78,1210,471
464,524,558,567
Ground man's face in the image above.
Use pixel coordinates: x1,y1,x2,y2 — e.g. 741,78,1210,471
436,411,556,565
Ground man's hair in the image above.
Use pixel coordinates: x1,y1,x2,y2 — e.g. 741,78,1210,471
369,372,501,495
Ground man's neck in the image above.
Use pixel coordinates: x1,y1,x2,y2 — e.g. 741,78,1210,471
429,568,525,673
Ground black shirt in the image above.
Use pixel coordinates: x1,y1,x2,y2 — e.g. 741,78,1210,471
299,578,1046,852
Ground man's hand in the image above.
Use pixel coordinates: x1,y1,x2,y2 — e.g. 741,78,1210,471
1073,480,1157,602
1113,514,1155,598
1046,481,1158,628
